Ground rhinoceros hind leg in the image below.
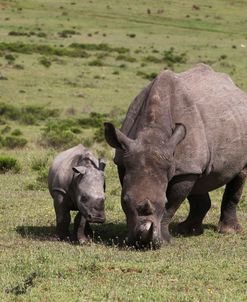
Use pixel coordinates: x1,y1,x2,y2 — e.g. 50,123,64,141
218,170,246,234
53,192,71,241
177,193,211,236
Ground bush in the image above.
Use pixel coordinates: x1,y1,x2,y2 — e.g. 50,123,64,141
40,119,79,148
127,33,136,38
40,110,124,149
0,102,60,124
31,157,48,171
58,29,79,38
39,57,51,67
27,156,50,190
14,64,24,70
116,55,136,62
1,126,11,134
0,42,90,58
11,129,22,136
0,156,20,173
70,43,129,54
41,129,78,149
2,136,27,148
26,169,48,190
88,59,104,66
144,55,162,63
163,48,187,67
0,102,20,120
22,105,59,124
5,54,15,62
136,71,157,80
78,112,108,128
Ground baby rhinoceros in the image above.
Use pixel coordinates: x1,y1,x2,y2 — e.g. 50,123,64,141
48,144,106,244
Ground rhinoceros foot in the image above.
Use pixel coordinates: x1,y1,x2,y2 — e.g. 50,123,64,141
218,221,242,234
78,237,88,245
176,220,204,236
57,234,72,242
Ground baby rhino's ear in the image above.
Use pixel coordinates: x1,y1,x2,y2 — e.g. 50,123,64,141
72,166,86,175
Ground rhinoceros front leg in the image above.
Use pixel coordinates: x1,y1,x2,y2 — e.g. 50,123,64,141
161,174,198,243
218,169,246,234
53,192,71,241
73,213,92,244
177,193,211,235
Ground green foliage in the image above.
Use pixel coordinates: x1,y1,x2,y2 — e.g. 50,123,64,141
127,33,136,38
70,43,129,54
27,156,50,190
144,55,162,63
11,129,22,136
41,128,78,149
40,119,79,148
1,125,11,134
116,54,136,62
31,157,48,172
163,47,187,67
5,54,15,62
77,112,108,128
8,31,47,38
136,71,158,80
58,29,79,38
2,136,27,148
0,74,8,80
0,42,90,58
88,59,104,66
0,103,59,124
39,57,51,68
40,111,123,148
13,64,24,70
0,155,20,173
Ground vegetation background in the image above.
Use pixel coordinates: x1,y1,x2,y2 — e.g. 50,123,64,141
0,0,246,301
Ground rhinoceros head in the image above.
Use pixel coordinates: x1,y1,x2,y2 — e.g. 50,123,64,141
72,156,106,223
104,122,186,248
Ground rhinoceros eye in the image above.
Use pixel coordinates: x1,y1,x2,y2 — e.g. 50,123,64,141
80,194,88,202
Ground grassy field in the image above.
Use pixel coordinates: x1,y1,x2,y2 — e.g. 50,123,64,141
0,0,247,301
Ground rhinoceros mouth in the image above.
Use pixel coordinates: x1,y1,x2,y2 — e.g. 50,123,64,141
87,216,105,223
127,221,162,249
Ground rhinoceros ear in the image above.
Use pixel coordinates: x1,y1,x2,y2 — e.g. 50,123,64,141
72,166,86,175
168,123,186,152
104,122,133,150
98,158,106,171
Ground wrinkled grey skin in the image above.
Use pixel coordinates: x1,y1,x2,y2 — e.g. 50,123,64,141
104,64,247,249
48,144,106,244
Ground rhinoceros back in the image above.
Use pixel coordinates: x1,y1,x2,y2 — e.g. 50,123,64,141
118,64,247,179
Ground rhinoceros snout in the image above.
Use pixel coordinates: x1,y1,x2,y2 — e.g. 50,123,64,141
87,212,105,224
130,221,161,249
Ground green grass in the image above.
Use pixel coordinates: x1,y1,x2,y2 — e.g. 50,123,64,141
0,0,247,301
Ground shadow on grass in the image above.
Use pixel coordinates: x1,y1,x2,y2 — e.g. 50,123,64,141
16,222,128,246
16,225,58,241
16,222,217,248
169,221,217,237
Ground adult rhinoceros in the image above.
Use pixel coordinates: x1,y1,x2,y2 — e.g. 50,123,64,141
104,64,247,249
